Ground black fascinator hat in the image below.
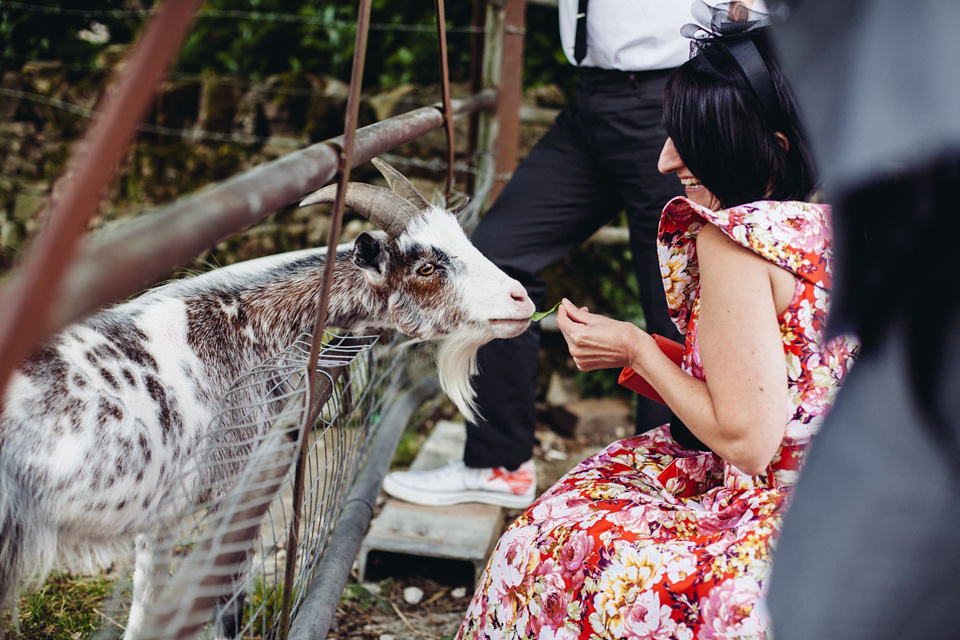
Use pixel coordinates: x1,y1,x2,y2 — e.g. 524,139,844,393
681,1,789,129
662,0,816,207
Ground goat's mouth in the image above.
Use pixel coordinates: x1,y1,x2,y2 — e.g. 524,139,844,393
489,318,531,336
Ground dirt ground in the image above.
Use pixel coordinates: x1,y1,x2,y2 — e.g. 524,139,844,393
327,398,633,639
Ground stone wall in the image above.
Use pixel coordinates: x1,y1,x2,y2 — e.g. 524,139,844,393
0,61,556,276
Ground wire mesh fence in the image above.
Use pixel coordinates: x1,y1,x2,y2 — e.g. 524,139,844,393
86,330,418,639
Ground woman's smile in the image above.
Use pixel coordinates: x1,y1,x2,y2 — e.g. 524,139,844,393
658,138,722,211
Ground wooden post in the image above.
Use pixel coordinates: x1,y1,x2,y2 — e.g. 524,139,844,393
479,0,527,205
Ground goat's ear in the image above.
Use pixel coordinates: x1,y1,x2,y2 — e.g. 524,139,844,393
353,232,386,277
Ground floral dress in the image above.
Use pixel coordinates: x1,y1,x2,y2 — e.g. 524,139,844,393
457,197,859,640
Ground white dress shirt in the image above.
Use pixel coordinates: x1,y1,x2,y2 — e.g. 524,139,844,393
558,1,768,71
558,0,694,70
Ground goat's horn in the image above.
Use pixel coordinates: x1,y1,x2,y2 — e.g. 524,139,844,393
299,183,420,237
449,195,470,215
370,157,431,210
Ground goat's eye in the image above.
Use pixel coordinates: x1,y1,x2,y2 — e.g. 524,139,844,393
417,263,436,276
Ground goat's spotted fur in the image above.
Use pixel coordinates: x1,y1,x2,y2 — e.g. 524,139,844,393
0,164,533,638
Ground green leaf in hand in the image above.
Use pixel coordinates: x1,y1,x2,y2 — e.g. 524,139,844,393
530,301,562,322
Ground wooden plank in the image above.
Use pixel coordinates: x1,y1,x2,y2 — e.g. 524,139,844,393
358,420,503,580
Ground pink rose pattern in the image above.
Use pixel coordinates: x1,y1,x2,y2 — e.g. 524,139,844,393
457,199,858,639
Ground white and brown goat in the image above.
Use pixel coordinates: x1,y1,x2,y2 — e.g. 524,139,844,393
0,158,534,638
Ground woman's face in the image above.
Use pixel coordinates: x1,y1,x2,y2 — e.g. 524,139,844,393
658,137,722,211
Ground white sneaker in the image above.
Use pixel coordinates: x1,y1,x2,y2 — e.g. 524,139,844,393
382,459,537,508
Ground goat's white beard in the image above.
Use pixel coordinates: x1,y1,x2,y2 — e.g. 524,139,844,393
435,334,485,424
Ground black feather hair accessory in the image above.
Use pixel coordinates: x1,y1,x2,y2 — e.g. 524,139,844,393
681,1,789,127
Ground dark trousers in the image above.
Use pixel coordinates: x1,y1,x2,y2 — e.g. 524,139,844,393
465,67,683,470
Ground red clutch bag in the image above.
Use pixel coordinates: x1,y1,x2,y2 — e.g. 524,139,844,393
617,335,684,405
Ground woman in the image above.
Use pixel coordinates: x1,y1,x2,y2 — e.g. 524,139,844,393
456,9,858,640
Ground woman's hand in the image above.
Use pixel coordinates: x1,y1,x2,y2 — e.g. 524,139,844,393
555,299,655,371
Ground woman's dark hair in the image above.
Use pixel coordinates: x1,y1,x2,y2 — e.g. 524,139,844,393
663,33,817,208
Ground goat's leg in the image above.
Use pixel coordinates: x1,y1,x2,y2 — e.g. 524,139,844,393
214,588,246,639
124,533,167,640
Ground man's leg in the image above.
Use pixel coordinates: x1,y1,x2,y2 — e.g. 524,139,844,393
465,104,625,469
582,69,683,433
381,104,624,507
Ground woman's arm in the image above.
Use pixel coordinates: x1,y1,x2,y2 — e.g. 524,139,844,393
557,223,793,475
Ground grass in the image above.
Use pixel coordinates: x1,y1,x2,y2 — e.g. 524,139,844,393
0,572,115,640
3,572,289,639
248,574,290,639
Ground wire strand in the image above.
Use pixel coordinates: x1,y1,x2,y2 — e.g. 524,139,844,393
2,54,350,97
0,2,483,33
0,87,308,147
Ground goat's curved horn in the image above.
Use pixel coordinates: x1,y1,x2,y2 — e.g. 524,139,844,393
299,183,420,238
370,157,431,210
449,195,470,215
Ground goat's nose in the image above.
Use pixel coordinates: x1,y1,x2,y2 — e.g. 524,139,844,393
509,282,530,303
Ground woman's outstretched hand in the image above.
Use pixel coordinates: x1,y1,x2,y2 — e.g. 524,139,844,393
555,298,654,372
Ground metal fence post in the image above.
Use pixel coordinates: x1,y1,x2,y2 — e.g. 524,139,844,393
479,0,527,204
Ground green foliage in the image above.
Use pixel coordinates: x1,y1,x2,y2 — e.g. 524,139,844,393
0,1,569,90
524,2,575,95
177,2,363,81
0,0,142,71
249,574,289,637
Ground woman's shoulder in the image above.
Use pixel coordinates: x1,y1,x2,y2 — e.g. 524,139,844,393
659,197,834,288
662,196,830,231
661,197,832,252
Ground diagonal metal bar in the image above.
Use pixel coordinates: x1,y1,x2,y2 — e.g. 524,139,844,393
435,0,456,200
283,0,375,636
0,0,203,400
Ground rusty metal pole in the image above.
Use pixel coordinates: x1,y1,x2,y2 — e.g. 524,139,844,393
486,0,527,203
0,0,203,398
435,0,456,200
278,0,374,636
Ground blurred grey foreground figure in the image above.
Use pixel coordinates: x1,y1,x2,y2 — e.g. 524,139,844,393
767,1,960,638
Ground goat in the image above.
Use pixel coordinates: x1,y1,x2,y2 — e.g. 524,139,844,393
0,158,534,638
